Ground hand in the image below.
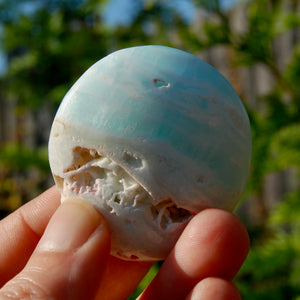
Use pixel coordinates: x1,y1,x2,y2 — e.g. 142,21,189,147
0,186,249,300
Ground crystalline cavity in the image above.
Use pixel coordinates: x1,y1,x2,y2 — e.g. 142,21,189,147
59,147,191,232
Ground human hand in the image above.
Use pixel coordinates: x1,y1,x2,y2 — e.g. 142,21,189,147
0,186,249,300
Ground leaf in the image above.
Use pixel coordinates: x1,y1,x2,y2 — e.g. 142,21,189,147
272,191,300,227
202,20,230,46
284,45,300,96
269,124,300,171
0,143,50,173
128,262,160,299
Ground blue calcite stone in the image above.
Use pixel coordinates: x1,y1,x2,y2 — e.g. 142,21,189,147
49,45,252,261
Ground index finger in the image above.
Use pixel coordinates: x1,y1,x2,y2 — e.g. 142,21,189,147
0,186,61,286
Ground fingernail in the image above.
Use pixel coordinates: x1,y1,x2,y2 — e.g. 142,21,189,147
37,197,103,252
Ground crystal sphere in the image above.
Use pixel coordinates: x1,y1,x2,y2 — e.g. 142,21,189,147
49,45,252,261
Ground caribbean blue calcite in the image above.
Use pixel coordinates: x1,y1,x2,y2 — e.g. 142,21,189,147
49,45,252,261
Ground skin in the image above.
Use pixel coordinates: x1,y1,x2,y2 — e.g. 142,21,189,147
0,186,249,300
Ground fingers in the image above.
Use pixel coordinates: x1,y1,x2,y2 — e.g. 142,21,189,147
0,198,110,300
0,189,249,300
139,208,249,300
0,186,61,286
0,186,152,300
185,277,241,300
95,256,152,300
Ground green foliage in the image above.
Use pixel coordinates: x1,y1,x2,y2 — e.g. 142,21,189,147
1,0,300,298
236,190,300,299
128,262,161,299
2,1,109,109
270,190,300,227
284,45,300,98
202,20,230,46
0,0,111,214
234,0,276,66
269,124,300,171
0,143,51,215
0,143,49,172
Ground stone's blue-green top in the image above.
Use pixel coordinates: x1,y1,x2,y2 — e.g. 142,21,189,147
51,45,252,212
59,46,245,147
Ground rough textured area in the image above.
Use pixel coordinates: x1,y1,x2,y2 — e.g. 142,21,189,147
58,147,192,233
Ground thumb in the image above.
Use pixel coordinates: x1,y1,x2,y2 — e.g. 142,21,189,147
0,198,110,300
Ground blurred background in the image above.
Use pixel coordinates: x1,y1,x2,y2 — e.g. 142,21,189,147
0,0,300,298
